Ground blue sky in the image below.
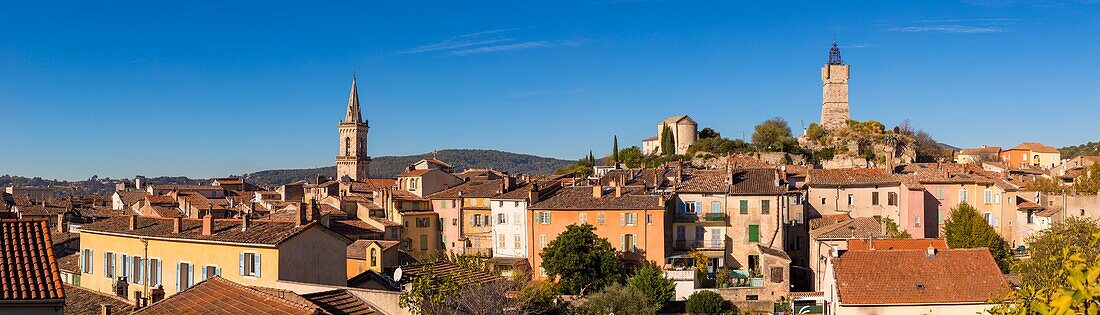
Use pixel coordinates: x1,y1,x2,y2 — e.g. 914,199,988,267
2,1,1098,180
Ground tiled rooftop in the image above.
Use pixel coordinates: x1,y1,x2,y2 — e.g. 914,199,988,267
810,217,885,239
807,168,900,187
347,239,399,259
833,249,1009,305
0,219,65,301
133,276,321,315
63,284,134,315
302,289,384,315
79,216,320,245
528,186,664,210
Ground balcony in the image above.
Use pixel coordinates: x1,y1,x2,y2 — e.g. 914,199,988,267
704,213,727,222
673,212,727,225
673,239,725,251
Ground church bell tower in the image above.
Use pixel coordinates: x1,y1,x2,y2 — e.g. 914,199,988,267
821,38,851,130
336,75,371,181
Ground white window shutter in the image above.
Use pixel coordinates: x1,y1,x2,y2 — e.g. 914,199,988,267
201,266,208,280
620,235,625,250
188,264,195,287
88,250,93,274
620,213,626,226
175,263,181,292
216,267,222,276
104,253,109,278
254,253,262,278
239,253,245,275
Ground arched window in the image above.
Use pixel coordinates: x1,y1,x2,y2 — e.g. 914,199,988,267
344,137,351,156
370,248,377,267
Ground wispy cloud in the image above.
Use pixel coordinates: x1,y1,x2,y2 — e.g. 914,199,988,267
911,18,1021,23
399,30,583,56
839,43,875,49
889,25,1007,33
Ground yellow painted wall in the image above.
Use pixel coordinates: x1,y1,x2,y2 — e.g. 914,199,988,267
78,231,281,299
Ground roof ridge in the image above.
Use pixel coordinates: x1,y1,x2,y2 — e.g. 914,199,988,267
212,277,320,311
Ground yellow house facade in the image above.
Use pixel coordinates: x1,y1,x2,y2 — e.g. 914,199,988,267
76,215,349,301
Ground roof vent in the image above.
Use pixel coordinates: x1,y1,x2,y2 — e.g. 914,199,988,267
916,283,925,290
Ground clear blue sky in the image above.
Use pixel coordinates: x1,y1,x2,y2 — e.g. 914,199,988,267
2,1,1098,180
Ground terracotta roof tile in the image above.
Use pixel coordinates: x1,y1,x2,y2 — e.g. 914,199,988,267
117,191,151,205
63,284,133,315
302,289,384,315
133,276,321,315
807,168,900,187
429,180,503,199
808,213,852,230
1008,142,1058,154
528,186,664,210
78,216,321,245
675,170,728,193
396,169,433,177
0,219,65,301
347,239,400,259
398,261,502,286
730,168,787,195
847,238,948,251
833,249,1010,305
329,220,383,240
810,217,885,239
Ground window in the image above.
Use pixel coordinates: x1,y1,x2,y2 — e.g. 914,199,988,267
914,215,921,227
984,189,993,204
887,192,897,206
739,200,748,214
241,252,260,277
420,235,428,250
995,193,1001,205
621,213,638,226
683,201,697,214
770,267,784,283
1083,209,1088,217
514,201,519,207
201,265,220,281
536,212,551,224
513,214,520,224
709,229,722,247
177,262,194,291
104,252,116,279
579,213,588,224
370,248,378,267
748,225,760,243
498,201,504,207
132,256,144,284
935,187,944,199
498,213,507,224
620,234,637,252
847,194,854,206
416,218,430,227
761,200,770,214
498,234,506,248
871,192,880,205
820,197,827,205
982,212,996,226
452,218,458,226
676,226,686,240
539,235,547,249
148,259,162,287
514,234,521,249
597,213,606,225
646,214,653,225
81,249,94,274
711,201,721,214
959,189,968,204
695,226,704,240
1027,210,1034,224
121,254,130,281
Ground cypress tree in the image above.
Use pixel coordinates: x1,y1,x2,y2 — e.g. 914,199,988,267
612,135,620,163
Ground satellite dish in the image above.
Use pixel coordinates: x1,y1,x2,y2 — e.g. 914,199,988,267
393,267,403,282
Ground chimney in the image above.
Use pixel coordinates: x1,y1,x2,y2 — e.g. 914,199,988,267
926,245,938,258
100,304,113,315
128,215,138,230
201,213,214,236
310,199,321,222
593,185,603,198
528,182,541,202
57,213,67,233
241,213,251,232
613,180,622,197
172,217,182,233
150,286,165,303
297,202,309,226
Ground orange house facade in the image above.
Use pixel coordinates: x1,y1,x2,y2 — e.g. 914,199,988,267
526,185,667,278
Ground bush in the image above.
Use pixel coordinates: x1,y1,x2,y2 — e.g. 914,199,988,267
626,263,676,310
577,284,657,315
685,291,732,314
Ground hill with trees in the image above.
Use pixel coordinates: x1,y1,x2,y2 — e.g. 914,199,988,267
1060,141,1100,159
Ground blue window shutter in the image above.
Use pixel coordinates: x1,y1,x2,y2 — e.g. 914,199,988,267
254,254,261,278
216,267,222,276
678,201,685,214
695,201,702,213
88,250,93,274
188,264,194,287
175,263,181,292
122,255,129,279
155,260,162,287
80,250,85,273
104,253,109,278
201,266,208,280
239,253,245,275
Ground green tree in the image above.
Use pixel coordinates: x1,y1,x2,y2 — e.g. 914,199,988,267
541,224,623,295
661,125,675,156
618,146,644,168
612,136,620,164
1025,177,1064,194
874,216,912,239
913,129,945,162
1013,218,1100,289
805,123,827,142
515,281,569,315
943,203,1014,272
699,127,720,139
989,232,1100,314
685,290,733,314
577,284,657,315
626,263,676,310
1073,163,1100,194
398,265,460,315
752,117,794,152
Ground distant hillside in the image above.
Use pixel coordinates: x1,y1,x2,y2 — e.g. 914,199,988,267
1061,141,1100,159
243,149,574,187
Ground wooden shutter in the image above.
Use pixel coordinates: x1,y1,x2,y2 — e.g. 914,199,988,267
175,263,181,292
254,253,261,278
620,213,626,226
239,253,246,275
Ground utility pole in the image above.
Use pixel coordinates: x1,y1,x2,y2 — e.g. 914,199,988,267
140,237,149,308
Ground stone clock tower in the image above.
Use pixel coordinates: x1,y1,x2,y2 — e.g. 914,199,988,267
821,39,851,130
336,76,370,181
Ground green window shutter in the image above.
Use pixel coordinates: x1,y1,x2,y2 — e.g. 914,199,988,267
739,200,748,214
748,225,760,243
761,200,770,214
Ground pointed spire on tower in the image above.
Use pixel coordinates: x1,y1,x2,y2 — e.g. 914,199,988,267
828,34,844,65
344,74,362,123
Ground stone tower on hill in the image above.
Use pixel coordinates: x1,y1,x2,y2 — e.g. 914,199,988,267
821,39,850,130
336,75,371,181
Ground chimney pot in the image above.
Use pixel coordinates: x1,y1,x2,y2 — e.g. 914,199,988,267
101,304,113,315
172,217,183,233
241,213,251,232
297,202,309,226
201,213,214,236
614,185,622,198
926,246,937,258
57,213,68,233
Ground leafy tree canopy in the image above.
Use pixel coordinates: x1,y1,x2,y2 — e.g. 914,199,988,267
943,203,1014,272
577,284,658,315
541,224,623,295
698,127,720,139
751,117,794,151
685,290,733,314
1013,218,1100,289
626,263,676,310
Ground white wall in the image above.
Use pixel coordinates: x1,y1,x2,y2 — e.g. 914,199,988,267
490,199,528,258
